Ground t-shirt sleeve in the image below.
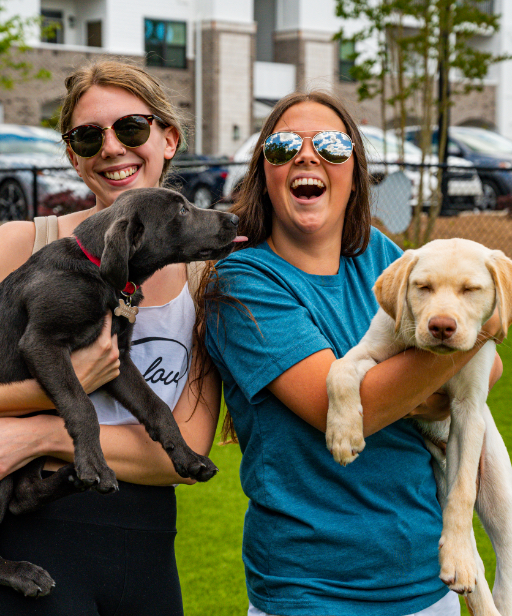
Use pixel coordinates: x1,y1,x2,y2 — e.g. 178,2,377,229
205,261,332,404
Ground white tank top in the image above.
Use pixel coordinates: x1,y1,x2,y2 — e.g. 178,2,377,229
90,283,195,425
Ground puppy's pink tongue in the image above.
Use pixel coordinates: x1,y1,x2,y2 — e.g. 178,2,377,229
233,236,248,243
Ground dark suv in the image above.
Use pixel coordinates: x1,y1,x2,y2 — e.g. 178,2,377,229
405,126,512,210
164,154,228,209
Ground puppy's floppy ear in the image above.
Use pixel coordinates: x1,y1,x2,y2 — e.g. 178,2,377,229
374,250,418,330
486,250,512,338
100,216,144,289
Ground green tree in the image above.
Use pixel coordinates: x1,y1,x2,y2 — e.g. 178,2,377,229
0,3,51,90
335,0,510,246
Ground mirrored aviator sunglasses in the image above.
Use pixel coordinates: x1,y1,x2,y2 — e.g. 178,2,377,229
62,113,164,158
263,130,354,166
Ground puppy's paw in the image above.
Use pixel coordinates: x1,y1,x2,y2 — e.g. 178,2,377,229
439,535,477,595
169,448,218,482
326,405,365,466
75,455,118,494
0,561,55,598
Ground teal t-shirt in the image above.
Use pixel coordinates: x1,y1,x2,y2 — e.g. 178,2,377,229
205,228,448,616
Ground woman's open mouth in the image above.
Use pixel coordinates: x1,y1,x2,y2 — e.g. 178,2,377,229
290,177,326,201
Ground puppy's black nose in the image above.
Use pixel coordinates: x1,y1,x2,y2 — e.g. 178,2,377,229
229,214,239,227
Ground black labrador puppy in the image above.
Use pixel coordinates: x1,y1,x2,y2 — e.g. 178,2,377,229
0,187,240,597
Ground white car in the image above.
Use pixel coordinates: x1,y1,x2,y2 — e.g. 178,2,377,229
360,125,483,212
0,124,94,220
224,128,483,214
222,133,260,202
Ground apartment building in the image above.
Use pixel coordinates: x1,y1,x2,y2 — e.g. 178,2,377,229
0,0,509,156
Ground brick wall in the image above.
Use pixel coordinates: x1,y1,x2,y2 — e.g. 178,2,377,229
0,47,195,137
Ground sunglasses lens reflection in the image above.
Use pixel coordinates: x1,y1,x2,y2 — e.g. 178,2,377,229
113,115,151,148
313,131,353,164
68,125,103,158
263,132,302,165
264,131,353,165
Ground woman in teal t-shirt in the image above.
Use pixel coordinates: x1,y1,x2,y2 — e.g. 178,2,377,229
204,91,502,616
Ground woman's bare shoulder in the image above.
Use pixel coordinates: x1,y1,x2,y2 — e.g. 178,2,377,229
0,221,36,281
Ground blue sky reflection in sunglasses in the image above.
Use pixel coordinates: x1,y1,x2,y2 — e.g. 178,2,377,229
313,131,353,163
264,131,353,165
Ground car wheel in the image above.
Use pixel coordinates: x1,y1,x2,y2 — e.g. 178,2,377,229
0,179,28,220
192,186,213,209
480,180,499,211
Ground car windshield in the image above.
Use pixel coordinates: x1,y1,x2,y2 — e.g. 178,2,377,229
0,135,64,156
361,130,421,158
451,128,512,156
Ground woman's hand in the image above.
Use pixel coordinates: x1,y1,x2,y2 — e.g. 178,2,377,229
0,415,59,479
480,306,505,343
71,311,120,394
405,392,451,422
405,346,503,424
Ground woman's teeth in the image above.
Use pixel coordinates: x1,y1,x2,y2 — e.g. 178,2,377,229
291,178,325,189
104,166,137,180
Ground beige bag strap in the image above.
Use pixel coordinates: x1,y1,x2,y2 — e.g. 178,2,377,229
32,215,59,254
186,261,207,310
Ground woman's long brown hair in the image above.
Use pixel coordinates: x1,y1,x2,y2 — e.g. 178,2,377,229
193,90,372,443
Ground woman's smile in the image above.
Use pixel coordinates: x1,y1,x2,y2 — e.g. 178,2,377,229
99,163,141,185
289,175,326,203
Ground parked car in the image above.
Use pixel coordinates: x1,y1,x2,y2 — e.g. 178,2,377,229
361,125,483,214
222,133,259,202
405,126,512,210
165,153,228,209
223,129,483,214
0,124,94,220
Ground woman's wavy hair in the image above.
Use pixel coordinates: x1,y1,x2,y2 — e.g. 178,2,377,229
59,58,186,184
197,90,373,443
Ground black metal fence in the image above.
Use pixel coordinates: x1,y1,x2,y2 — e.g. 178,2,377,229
2,159,512,257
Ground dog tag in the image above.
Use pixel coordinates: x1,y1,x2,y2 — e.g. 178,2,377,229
114,298,139,324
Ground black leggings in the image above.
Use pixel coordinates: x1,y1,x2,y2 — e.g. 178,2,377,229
0,475,184,616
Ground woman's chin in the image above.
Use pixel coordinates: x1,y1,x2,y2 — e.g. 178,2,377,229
293,215,329,235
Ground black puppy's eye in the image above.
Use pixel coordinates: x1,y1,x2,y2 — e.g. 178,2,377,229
179,206,187,215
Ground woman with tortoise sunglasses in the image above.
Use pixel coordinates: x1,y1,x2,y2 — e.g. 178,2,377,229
0,60,221,616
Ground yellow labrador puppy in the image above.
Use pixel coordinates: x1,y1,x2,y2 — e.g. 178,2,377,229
326,238,512,616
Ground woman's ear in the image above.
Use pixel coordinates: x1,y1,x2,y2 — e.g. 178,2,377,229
164,126,180,160
67,146,82,178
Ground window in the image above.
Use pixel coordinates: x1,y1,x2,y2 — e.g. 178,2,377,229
87,21,102,48
145,19,187,69
41,9,64,44
339,40,356,82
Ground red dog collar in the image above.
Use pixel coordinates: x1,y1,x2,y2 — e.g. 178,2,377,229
75,237,138,295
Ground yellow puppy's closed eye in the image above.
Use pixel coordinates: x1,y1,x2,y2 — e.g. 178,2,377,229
463,287,482,294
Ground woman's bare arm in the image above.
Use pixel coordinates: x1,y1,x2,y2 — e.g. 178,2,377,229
267,315,502,437
0,355,221,486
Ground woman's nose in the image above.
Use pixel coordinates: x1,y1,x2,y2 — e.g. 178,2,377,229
294,137,320,165
101,128,126,158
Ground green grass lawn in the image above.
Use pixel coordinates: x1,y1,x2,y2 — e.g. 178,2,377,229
176,340,512,616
